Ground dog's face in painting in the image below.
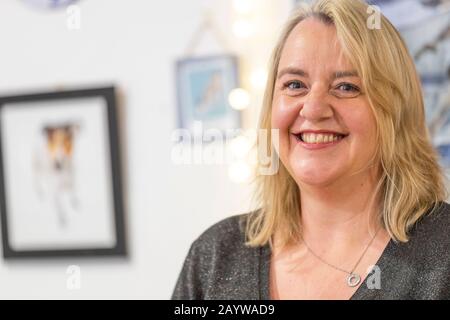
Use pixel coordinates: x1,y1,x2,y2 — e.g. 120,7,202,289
43,124,78,171
34,123,81,226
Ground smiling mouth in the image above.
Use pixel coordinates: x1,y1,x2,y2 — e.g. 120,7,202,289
293,132,349,144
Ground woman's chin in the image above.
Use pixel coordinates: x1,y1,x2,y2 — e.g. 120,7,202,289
290,166,340,188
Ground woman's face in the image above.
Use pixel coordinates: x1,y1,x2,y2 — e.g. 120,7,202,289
272,18,378,187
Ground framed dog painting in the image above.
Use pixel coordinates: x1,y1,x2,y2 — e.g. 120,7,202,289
0,87,126,258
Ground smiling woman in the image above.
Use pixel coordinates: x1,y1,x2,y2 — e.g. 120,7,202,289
172,0,450,300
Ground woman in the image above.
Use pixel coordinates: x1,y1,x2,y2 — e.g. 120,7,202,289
172,0,450,299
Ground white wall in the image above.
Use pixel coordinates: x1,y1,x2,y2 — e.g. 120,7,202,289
0,0,290,299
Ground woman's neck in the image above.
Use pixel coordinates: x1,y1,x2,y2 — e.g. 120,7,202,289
297,169,383,248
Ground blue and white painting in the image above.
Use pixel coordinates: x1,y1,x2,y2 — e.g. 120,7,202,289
374,0,450,192
176,55,240,138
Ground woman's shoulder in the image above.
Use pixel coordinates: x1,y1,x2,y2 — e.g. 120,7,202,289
372,201,450,299
192,212,253,252
172,212,262,300
186,212,260,281
411,201,450,241
399,201,450,261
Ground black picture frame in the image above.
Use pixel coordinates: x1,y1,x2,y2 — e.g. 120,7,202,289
0,86,126,259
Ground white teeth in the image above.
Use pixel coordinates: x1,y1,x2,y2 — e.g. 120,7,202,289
316,134,324,143
300,133,343,144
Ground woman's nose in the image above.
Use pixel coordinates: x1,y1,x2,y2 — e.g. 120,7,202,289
299,86,333,121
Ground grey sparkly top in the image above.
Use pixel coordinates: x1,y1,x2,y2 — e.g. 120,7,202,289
172,202,450,300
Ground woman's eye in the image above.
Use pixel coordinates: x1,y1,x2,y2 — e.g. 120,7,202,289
333,83,361,98
283,81,307,90
338,83,358,91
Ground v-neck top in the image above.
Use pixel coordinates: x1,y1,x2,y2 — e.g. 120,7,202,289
172,202,450,300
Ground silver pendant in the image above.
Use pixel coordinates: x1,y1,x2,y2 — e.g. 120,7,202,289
347,273,361,287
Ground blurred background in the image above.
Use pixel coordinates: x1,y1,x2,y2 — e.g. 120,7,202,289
0,0,448,299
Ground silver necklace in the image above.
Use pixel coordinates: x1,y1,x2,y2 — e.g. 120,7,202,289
300,226,381,287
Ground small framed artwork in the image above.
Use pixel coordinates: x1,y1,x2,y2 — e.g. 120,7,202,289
293,0,313,9
0,86,126,258
176,55,241,139
22,0,78,10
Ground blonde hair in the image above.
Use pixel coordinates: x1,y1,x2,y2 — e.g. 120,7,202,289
246,0,448,248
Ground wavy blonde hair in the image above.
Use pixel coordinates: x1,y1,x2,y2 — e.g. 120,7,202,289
246,0,448,248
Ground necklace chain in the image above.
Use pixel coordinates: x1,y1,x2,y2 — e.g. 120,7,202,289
300,226,382,277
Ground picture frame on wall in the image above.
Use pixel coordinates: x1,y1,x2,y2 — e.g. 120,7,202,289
0,86,126,258
175,55,241,140
292,0,313,9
